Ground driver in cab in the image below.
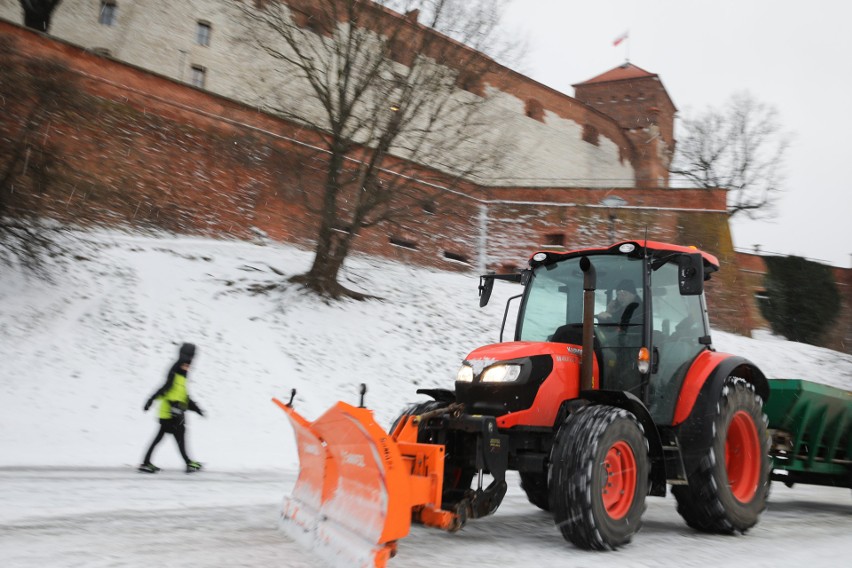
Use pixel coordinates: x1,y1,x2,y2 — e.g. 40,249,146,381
596,279,640,328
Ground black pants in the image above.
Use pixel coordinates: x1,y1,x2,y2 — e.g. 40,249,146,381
143,417,191,464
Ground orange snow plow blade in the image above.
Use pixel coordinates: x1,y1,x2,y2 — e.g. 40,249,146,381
272,397,457,568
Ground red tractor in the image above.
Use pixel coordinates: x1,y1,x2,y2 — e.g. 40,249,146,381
275,241,773,566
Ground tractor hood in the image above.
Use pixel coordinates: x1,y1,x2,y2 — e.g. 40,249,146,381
456,341,586,423
466,341,577,362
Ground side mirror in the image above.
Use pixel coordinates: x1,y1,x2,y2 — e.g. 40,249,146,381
479,274,495,307
678,253,704,295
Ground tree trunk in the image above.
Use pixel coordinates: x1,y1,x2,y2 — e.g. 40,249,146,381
298,237,348,295
290,148,370,300
292,228,372,299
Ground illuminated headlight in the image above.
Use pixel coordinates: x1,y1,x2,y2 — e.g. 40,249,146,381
481,364,522,383
456,364,474,383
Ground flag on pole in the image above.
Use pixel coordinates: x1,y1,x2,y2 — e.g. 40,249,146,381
613,31,629,46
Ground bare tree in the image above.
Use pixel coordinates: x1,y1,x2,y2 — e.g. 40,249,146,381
235,0,518,298
18,0,64,32
670,92,792,218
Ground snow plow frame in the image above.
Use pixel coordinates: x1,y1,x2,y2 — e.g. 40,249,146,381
272,397,458,568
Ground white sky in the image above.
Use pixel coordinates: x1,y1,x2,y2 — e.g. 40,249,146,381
504,0,852,267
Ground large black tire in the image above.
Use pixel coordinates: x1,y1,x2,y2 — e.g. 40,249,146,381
549,405,649,550
388,400,446,434
519,472,550,512
672,377,770,533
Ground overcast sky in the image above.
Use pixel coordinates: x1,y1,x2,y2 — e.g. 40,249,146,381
504,0,851,268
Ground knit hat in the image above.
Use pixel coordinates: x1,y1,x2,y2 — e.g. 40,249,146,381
178,342,196,363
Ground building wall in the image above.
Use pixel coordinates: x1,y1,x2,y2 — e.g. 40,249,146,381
575,75,677,188
0,0,642,188
0,19,755,336
0,21,487,264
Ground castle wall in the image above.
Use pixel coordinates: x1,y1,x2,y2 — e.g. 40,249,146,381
0,0,639,188
1,19,754,336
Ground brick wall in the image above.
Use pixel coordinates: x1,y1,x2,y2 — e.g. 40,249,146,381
0,21,756,336
0,1,646,188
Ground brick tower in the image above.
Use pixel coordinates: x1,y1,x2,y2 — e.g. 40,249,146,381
573,63,677,188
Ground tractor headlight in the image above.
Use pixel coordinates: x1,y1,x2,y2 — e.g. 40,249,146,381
456,364,474,383
481,364,522,383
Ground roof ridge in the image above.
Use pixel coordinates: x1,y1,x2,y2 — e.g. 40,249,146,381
572,62,658,86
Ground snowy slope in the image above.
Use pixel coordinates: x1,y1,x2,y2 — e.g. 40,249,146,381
0,229,850,567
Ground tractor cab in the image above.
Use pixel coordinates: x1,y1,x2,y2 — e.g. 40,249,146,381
481,240,718,424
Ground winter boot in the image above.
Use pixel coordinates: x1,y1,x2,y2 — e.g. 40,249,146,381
138,462,160,473
185,461,202,473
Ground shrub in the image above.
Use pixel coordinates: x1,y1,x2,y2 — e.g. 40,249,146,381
759,255,840,345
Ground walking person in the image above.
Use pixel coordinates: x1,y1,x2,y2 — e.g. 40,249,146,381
139,342,204,473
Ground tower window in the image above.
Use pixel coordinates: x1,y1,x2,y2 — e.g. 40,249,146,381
196,21,212,46
99,1,117,26
190,65,206,88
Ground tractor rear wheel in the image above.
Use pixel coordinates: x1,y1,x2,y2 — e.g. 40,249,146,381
549,404,649,550
672,377,770,533
519,472,550,512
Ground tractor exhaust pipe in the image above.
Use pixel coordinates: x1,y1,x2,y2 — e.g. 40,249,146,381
580,257,596,391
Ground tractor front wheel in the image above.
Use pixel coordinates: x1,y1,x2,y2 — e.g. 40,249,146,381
389,400,446,434
549,404,649,550
672,377,770,533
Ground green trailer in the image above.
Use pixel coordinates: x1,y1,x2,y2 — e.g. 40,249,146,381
765,379,852,488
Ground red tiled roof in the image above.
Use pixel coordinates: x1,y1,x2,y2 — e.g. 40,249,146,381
573,63,658,86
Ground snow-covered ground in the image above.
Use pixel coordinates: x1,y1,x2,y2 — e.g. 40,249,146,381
1,229,850,567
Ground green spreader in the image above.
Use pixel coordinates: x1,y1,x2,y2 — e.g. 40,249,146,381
764,379,852,488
